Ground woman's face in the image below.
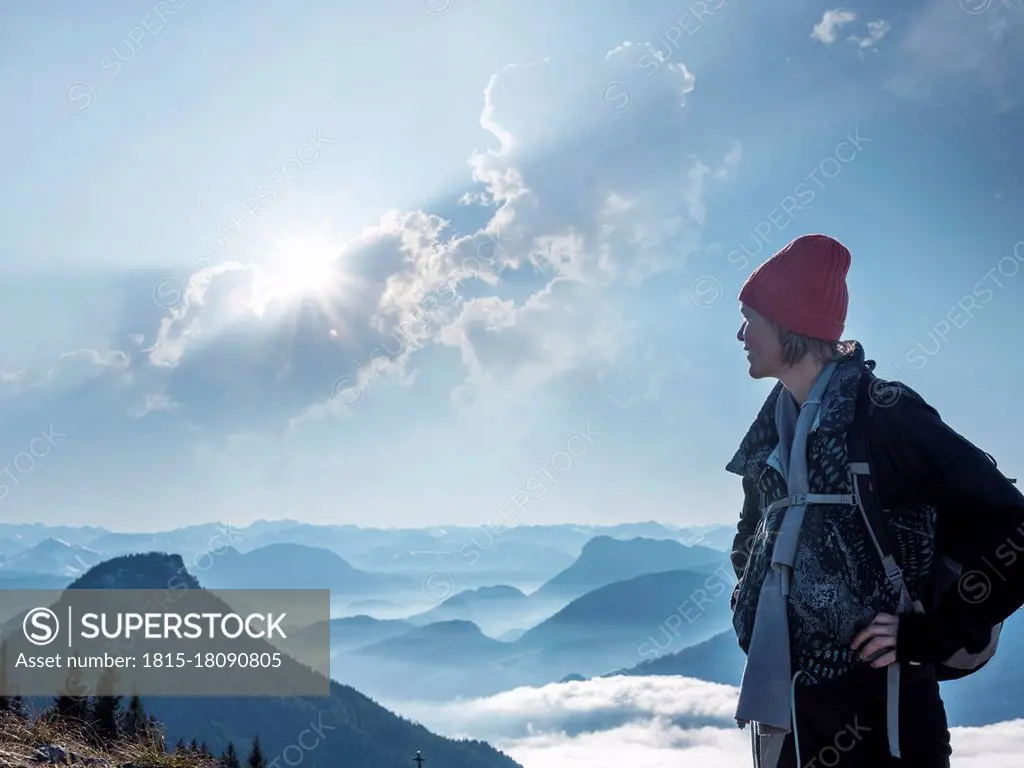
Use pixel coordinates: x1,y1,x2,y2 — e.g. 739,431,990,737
737,304,784,379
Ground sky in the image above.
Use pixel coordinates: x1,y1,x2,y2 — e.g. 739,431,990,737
0,0,1021,531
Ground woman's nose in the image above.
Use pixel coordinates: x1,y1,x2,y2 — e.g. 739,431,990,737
736,323,745,343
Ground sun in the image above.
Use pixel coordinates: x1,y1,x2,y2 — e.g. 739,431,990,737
249,234,350,316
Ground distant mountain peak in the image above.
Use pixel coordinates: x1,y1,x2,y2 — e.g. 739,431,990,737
69,552,200,591
534,534,727,600
474,584,527,598
33,537,87,552
420,619,486,636
335,614,410,629
1,537,104,579
519,568,735,653
581,535,701,554
255,541,326,552
442,584,527,607
244,541,355,567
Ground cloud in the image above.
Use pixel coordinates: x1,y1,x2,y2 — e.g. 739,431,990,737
389,674,1024,767
290,54,733,419
810,10,891,53
605,41,696,107
714,141,743,180
389,675,740,749
812,9,858,44
129,391,181,419
684,143,743,225
605,42,638,58
848,19,892,49
0,348,131,399
0,48,746,521
147,262,256,368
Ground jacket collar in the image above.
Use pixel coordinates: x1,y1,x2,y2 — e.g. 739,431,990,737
725,341,869,480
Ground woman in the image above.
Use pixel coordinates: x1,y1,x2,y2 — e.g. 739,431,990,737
727,234,1024,767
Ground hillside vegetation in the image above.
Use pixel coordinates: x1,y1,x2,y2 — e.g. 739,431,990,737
0,695,228,768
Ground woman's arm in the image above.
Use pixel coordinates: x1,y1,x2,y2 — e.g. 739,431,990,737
731,474,760,582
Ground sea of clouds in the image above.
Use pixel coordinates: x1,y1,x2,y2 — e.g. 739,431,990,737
390,674,1024,767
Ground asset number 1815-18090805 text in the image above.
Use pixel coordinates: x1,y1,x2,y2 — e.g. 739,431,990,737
143,651,282,668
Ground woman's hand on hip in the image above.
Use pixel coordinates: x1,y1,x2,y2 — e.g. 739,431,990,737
851,612,899,668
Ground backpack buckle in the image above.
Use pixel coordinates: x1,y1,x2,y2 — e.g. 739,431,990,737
882,555,904,585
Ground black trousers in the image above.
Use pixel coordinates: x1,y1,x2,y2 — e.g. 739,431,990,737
769,663,952,767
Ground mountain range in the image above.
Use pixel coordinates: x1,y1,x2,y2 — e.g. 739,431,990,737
516,567,734,669
196,542,414,596
529,534,730,602
0,537,102,578
4,517,1024,740
613,629,745,685
330,562,738,702
404,585,532,637
8,552,521,768
391,535,735,638
0,523,738,633
0,520,735,570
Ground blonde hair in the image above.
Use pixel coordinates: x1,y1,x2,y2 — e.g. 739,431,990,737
770,321,848,367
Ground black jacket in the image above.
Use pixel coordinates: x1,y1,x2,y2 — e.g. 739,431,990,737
730,359,1024,667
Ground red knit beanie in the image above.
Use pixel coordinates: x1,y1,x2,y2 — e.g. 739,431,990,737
738,234,851,341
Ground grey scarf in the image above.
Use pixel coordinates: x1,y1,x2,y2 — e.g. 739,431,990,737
735,362,838,768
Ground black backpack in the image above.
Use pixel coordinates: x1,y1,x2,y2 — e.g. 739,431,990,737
845,365,1004,681
842,363,1013,759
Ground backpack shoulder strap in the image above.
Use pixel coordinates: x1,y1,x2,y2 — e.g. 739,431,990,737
848,367,916,761
847,370,907,597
